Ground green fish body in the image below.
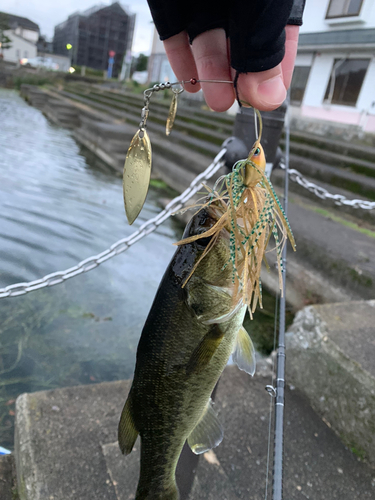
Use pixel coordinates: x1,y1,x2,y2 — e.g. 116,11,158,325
118,207,255,500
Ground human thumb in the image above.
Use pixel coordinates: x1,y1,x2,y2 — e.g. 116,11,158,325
235,65,287,111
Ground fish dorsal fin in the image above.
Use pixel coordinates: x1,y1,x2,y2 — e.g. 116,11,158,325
187,399,224,455
232,326,256,376
118,396,139,455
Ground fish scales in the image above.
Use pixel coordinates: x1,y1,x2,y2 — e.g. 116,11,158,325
119,207,250,500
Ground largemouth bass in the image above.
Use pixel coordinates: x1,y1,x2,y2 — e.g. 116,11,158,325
118,203,256,500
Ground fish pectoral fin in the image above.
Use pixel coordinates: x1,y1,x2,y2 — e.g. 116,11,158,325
186,325,224,375
187,399,224,455
118,396,139,455
232,326,256,376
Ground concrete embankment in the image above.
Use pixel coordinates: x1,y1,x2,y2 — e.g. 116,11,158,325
20,83,375,308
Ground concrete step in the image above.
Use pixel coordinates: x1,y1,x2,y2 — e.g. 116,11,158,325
75,85,234,136
89,88,234,135
87,90,228,145
289,130,375,164
91,85,235,128
42,89,217,181
288,154,375,201
272,168,375,227
63,87,227,147
286,300,375,465
46,85,375,203
71,113,214,179
257,175,375,309
14,365,375,500
56,89,220,158
285,186,375,300
291,130,375,162
284,141,375,179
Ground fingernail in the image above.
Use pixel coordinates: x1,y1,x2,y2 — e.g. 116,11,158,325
257,76,286,107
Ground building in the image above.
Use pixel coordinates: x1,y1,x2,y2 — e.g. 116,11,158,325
291,0,375,133
0,11,39,63
37,35,53,54
147,28,175,83
53,2,135,78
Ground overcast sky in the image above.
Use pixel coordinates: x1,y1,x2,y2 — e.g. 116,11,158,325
1,0,154,55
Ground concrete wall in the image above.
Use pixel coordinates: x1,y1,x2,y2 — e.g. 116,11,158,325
293,0,375,133
14,27,39,43
147,28,176,83
37,52,71,72
301,0,375,33
2,31,37,63
295,52,375,132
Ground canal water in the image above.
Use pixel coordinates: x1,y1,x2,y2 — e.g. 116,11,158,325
0,89,288,450
0,90,185,449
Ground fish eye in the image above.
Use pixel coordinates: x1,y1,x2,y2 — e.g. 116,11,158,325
254,147,260,156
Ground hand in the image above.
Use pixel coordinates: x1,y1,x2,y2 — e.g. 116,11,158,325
163,25,299,112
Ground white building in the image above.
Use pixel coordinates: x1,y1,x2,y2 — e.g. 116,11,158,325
3,31,37,63
292,0,375,133
0,12,39,63
147,29,175,83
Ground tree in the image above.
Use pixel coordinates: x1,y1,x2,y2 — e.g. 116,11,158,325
0,13,12,57
136,53,148,72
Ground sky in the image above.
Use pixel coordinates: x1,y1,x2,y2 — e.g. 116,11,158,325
1,0,154,55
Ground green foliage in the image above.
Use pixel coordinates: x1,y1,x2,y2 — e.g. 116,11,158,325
73,65,104,77
0,13,12,52
124,79,149,94
12,74,56,89
243,289,294,355
136,53,148,72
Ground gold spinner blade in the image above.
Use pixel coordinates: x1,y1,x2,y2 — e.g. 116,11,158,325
123,129,152,225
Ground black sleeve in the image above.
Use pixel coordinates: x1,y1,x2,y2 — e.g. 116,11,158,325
147,0,305,73
288,0,306,25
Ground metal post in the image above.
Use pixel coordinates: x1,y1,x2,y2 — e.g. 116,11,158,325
272,98,290,500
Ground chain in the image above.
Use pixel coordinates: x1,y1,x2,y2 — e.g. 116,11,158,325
2,148,374,299
0,149,227,299
280,163,375,210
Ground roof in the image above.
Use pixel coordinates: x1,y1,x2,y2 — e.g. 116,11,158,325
7,30,38,47
298,28,375,52
0,11,39,32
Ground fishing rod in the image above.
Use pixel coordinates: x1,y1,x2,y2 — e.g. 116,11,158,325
272,94,291,500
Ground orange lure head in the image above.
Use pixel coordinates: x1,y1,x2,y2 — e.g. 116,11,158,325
243,142,266,187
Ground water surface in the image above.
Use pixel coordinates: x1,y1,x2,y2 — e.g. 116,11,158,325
0,90,182,448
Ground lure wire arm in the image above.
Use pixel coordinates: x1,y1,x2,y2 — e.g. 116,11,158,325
143,78,234,100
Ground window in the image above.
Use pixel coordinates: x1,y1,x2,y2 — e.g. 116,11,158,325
16,49,20,59
324,58,370,106
290,66,311,106
24,50,28,58
326,0,363,18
